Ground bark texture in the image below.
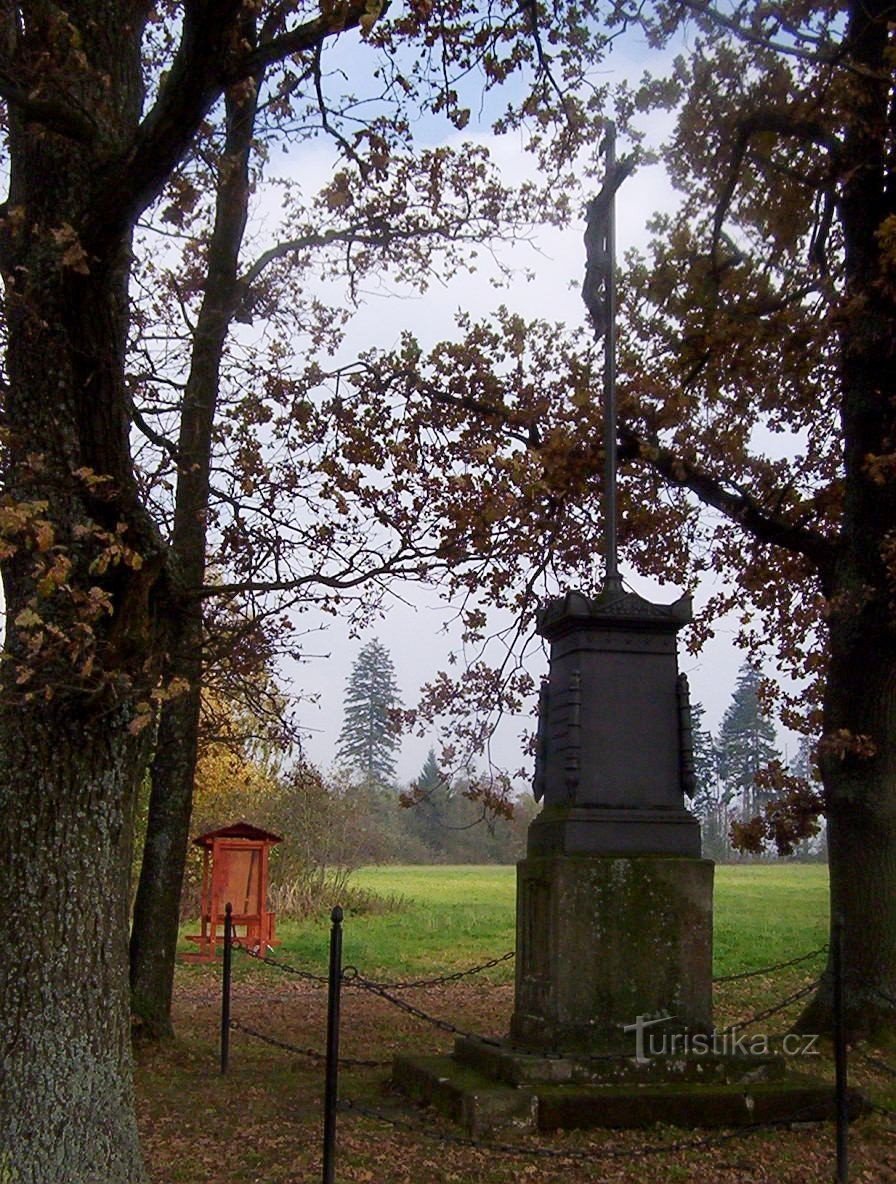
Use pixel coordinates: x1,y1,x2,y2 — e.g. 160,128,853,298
0,7,156,1179
0,712,148,1183
808,0,896,1038
130,670,202,1039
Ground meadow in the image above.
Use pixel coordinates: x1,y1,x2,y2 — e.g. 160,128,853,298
142,863,895,1184
270,863,831,981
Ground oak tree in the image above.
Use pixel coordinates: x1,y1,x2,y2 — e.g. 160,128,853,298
126,0,599,1037
0,2,615,1179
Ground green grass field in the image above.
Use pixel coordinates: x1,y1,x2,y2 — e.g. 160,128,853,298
270,863,830,981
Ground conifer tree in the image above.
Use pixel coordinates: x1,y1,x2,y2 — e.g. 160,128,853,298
404,748,452,857
336,640,402,787
717,665,781,827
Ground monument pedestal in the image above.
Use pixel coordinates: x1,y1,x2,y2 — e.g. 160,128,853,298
392,587,857,1130
511,852,713,1054
393,1040,860,1135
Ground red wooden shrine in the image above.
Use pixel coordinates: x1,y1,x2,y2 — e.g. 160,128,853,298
184,821,282,962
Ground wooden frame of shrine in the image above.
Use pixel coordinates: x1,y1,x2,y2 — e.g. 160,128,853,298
183,821,282,962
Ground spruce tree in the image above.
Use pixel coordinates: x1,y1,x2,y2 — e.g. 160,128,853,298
717,664,781,826
401,748,447,858
336,640,402,787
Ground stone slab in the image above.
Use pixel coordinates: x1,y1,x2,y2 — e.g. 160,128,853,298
392,1054,538,1137
526,805,702,857
392,1052,866,1134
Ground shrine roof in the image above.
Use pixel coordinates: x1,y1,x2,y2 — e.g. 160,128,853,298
192,820,283,847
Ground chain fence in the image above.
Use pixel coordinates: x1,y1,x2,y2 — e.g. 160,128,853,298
225,945,865,1076
232,942,330,985
718,977,822,1035
232,941,516,990
712,944,828,984
219,912,894,1182
230,1018,391,1068
344,949,516,990
233,940,829,993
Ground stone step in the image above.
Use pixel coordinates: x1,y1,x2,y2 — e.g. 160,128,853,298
392,1052,866,1135
453,1035,790,1086
392,1054,538,1137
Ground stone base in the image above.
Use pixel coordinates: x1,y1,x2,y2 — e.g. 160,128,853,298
392,1039,866,1134
512,853,713,1052
453,1035,787,1087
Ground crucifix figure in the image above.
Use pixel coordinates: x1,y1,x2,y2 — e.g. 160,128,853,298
582,121,634,594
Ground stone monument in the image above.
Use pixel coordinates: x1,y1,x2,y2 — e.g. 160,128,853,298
511,585,713,1055
393,124,854,1133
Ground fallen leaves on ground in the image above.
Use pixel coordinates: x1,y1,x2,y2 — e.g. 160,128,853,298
135,965,896,1184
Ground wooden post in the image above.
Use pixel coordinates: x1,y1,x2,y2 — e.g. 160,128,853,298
221,903,233,1074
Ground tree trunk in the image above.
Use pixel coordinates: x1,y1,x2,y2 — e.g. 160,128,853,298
796,613,896,1042
130,633,202,1039
0,9,157,1175
794,0,896,1043
0,709,148,1183
129,69,260,1036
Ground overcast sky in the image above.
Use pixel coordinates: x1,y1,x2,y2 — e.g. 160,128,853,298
279,132,795,787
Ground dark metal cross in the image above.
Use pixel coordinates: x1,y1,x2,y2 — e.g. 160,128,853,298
582,121,632,594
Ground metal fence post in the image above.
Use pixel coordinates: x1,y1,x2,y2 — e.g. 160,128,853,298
221,902,233,1075
322,906,344,1184
833,912,848,1184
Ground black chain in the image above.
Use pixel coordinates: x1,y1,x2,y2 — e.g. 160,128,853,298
719,978,821,1036
348,951,515,990
713,946,828,984
234,941,833,993
350,975,495,1043
232,945,330,985
349,975,632,1064
854,1048,896,1080
233,948,830,1070
338,1098,832,1160
229,1018,391,1068
233,945,515,990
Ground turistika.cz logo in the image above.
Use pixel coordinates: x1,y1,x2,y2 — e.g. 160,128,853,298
621,1013,821,1065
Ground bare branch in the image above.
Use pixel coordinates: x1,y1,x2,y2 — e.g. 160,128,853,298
129,399,182,464
236,218,517,316
711,110,840,263
195,548,442,601
617,426,836,573
87,0,373,245
239,0,375,76
679,0,842,66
